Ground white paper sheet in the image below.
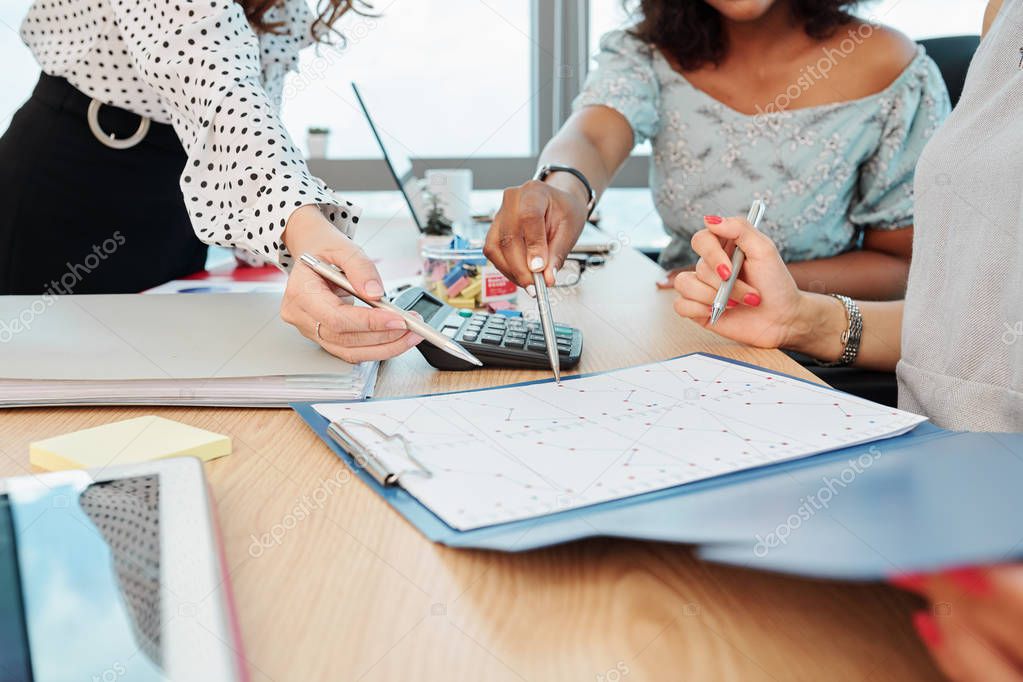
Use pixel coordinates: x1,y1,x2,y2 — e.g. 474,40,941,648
314,354,927,531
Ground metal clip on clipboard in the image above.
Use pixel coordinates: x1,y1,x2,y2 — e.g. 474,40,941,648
326,419,433,487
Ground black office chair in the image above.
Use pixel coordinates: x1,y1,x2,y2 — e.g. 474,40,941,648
919,35,981,108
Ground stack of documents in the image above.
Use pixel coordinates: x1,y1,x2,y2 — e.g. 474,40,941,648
0,294,377,407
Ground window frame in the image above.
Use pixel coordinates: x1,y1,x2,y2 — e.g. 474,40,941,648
310,0,649,191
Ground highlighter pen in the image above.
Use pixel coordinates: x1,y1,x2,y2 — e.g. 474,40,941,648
300,253,482,367
710,200,766,325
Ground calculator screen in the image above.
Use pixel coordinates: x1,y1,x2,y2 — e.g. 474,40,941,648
409,295,443,321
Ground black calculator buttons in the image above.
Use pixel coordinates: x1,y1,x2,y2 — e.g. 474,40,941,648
392,285,583,371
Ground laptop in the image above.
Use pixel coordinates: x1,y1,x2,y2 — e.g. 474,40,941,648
351,82,429,232
351,82,614,253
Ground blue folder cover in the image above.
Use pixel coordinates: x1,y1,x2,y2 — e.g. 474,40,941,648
293,354,1023,579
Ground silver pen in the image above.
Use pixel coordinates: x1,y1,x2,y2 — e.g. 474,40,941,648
300,253,482,367
710,200,767,325
532,271,561,384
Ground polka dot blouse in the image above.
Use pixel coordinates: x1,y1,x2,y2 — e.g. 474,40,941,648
21,0,361,269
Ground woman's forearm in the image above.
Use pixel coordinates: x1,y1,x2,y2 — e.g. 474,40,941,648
786,249,911,301
790,294,904,372
534,107,634,209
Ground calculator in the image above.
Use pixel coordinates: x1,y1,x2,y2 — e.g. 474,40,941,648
392,287,583,371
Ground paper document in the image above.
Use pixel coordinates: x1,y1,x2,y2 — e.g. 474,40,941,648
0,294,376,407
314,355,926,530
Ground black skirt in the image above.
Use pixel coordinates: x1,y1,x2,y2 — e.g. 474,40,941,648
0,74,208,294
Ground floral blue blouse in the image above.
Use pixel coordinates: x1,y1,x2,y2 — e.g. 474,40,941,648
575,30,951,269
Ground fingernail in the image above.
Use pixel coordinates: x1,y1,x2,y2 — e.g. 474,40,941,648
716,264,732,280
726,299,738,309
912,611,942,649
529,256,545,271
945,567,991,596
385,319,407,331
705,215,723,225
364,280,384,297
743,293,761,307
889,574,927,592
526,285,536,298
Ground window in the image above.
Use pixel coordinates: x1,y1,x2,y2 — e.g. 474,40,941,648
281,0,533,159
857,0,987,39
0,0,992,191
0,2,38,133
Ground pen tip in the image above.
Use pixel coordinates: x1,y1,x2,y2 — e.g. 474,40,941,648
709,308,723,325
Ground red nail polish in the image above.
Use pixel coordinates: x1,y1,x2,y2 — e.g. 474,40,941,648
889,574,927,592
743,293,761,307
912,611,943,648
716,264,732,280
727,299,738,309
704,215,723,225
945,567,991,596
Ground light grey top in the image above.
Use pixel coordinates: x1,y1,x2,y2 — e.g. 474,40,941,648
897,0,1023,431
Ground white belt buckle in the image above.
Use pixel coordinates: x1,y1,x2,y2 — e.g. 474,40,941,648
87,98,150,150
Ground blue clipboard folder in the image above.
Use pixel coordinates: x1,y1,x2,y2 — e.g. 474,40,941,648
292,354,1023,579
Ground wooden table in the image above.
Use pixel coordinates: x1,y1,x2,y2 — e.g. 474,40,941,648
0,217,939,681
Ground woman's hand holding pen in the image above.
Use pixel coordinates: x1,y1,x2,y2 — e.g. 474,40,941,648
673,215,844,357
484,179,590,288
280,205,422,362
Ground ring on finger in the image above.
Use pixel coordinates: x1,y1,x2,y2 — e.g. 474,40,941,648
315,321,324,341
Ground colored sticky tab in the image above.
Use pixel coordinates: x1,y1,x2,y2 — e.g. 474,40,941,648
443,266,468,288
486,300,513,312
446,275,470,297
30,416,232,472
447,295,477,309
460,277,483,299
428,263,447,282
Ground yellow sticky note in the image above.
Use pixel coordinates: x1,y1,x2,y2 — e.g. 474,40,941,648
461,278,482,300
30,416,232,472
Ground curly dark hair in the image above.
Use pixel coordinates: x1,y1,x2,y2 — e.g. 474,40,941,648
628,0,861,71
238,0,375,41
